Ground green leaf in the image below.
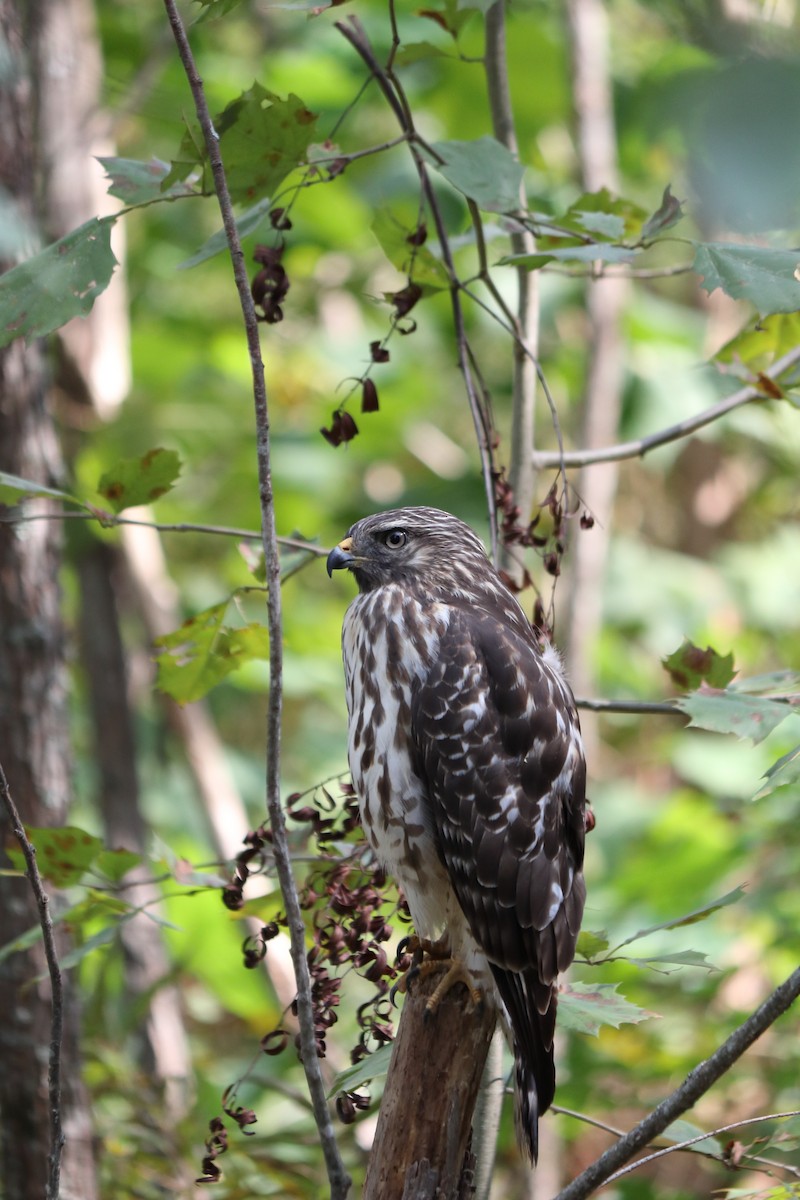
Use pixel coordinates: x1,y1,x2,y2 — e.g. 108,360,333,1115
612,887,746,950
0,217,117,348
5,825,103,887
728,670,800,695
755,743,800,800
94,848,143,883
663,639,736,690
560,189,647,240
57,923,123,971
98,156,198,205
641,185,685,239
498,243,636,269
425,136,525,213
714,312,800,376
193,0,243,20
179,197,274,270
371,210,450,291
97,448,182,513
693,242,800,316
576,930,609,959
394,41,451,66
0,471,80,508
677,689,793,744
161,123,211,194
155,602,270,704
661,1119,721,1155
328,1043,394,1098
626,950,717,972
215,83,318,205
559,982,656,1036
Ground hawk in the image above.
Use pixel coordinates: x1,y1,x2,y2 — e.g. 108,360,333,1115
327,506,586,1161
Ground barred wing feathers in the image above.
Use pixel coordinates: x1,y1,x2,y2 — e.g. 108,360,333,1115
410,607,586,1158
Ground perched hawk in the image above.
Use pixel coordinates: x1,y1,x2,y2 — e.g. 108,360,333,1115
327,506,586,1161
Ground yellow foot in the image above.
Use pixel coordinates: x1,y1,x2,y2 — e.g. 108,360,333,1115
392,935,483,1013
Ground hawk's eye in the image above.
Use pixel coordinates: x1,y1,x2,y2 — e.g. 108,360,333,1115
384,529,407,550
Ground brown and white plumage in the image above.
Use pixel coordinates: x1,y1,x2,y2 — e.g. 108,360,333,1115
327,506,586,1161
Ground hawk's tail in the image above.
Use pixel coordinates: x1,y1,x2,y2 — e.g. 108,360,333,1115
490,965,557,1164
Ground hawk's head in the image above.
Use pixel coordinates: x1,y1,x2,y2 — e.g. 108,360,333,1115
326,507,490,594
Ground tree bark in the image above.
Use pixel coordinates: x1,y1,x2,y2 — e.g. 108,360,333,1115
0,3,98,1194
364,972,497,1200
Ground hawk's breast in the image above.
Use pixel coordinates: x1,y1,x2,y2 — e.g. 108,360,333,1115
342,586,453,936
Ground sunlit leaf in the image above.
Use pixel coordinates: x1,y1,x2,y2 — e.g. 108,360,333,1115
714,312,800,377
155,602,270,703
576,930,609,959
694,242,800,316
677,688,793,744
0,217,117,347
663,639,736,690
328,1043,394,1098
559,982,656,1036
97,448,182,513
425,136,524,213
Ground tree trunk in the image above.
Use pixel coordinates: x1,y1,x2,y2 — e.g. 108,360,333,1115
364,972,497,1200
0,3,98,1194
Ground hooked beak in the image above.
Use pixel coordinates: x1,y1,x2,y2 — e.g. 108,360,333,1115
326,536,354,578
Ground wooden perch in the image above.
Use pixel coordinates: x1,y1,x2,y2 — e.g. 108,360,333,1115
364,972,498,1200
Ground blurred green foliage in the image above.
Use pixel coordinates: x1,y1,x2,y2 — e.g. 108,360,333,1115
7,0,800,1195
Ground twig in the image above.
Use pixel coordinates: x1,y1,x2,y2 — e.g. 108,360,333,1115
334,15,500,562
0,762,64,1200
484,1,539,575
160,4,350,1196
0,509,328,555
574,697,683,716
551,966,800,1200
532,344,800,469
603,1109,800,1187
553,1105,800,1181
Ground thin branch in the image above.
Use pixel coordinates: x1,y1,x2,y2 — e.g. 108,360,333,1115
603,1109,800,1187
575,697,683,716
553,1105,800,1181
484,0,539,576
160,5,350,1196
0,509,328,555
0,761,64,1200
551,966,800,1200
334,15,500,563
532,344,800,469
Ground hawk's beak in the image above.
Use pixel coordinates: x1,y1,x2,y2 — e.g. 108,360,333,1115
326,537,354,578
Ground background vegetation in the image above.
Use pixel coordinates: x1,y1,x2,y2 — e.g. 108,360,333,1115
1,0,799,1198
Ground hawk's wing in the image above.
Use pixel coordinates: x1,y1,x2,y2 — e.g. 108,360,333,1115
410,606,586,1142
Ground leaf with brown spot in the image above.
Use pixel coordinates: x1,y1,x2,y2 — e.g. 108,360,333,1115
97,448,182,513
663,639,735,690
